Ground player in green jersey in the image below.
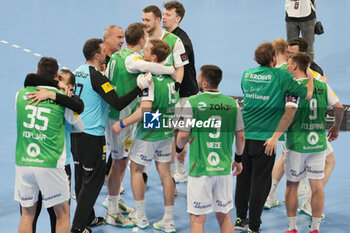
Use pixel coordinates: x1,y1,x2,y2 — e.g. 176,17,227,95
15,57,81,233
103,23,175,228
235,42,314,233
265,38,337,214
142,5,189,194
175,65,245,233
112,39,178,232
264,52,343,233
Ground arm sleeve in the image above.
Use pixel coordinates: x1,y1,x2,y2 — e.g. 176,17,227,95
64,109,84,132
177,100,193,132
285,93,300,108
90,67,141,111
278,70,307,98
139,82,154,102
327,84,339,106
172,38,189,68
55,94,84,114
24,74,58,88
235,105,244,131
125,54,174,75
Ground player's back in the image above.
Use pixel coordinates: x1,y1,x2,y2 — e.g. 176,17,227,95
16,86,66,168
286,78,328,153
187,92,238,176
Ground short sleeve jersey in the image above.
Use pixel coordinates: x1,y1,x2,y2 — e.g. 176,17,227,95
16,86,66,168
161,30,189,68
74,64,109,136
180,92,242,176
107,49,139,120
134,75,178,141
241,66,307,140
286,78,339,153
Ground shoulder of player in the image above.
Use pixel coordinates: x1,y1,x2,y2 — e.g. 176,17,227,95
173,27,191,41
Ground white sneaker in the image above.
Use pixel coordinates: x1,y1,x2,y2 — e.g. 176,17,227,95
118,197,134,214
72,190,76,200
298,184,311,199
153,219,176,233
298,198,325,219
105,211,135,228
264,196,279,209
102,197,134,214
128,211,149,229
173,171,187,183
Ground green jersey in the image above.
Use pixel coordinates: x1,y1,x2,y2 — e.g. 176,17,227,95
135,75,178,141
161,30,189,67
107,49,139,119
286,79,329,153
185,93,241,176
16,86,66,168
241,66,307,140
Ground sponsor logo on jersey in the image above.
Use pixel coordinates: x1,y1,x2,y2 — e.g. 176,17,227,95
207,152,220,166
307,132,319,145
198,102,207,111
101,82,114,93
133,56,143,61
124,140,132,147
143,110,161,129
246,73,272,82
180,52,188,62
27,143,40,157
209,103,232,111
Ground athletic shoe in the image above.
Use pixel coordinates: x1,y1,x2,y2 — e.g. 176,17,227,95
264,197,280,209
248,229,260,233
118,197,134,214
102,197,134,214
71,227,92,233
285,229,298,233
298,184,310,199
89,217,104,227
105,212,135,228
309,230,319,233
298,199,325,219
153,219,176,233
173,171,187,183
72,190,76,200
128,211,150,229
234,218,249,231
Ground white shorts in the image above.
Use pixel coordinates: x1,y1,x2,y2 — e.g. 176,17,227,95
130,138,172,167
105,118,133,160
187,175,233,215
284,149,326,182
14,165,70,208
325,140,333,155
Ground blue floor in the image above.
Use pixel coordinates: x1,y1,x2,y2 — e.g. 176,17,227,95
1,0,350,232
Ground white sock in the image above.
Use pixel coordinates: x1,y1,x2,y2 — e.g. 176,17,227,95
108,195,119,214
135,200,146,218
269,179,279,199
287,216,297,231
163,205,174,221
310,217,322,231
176,159,185,174
170,163,175,176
